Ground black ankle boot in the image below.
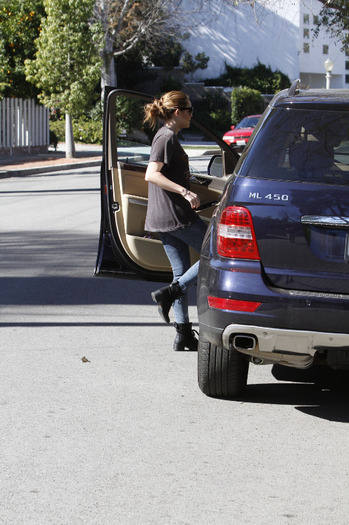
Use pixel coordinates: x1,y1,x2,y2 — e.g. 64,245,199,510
173,323,198,351
151,281,183,324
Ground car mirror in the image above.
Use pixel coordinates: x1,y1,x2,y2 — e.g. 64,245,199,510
208,155,223,178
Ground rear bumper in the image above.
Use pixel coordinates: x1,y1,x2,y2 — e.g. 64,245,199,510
197,254,349,368
222,324,349,368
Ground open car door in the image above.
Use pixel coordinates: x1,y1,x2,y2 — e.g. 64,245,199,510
95,88,239,282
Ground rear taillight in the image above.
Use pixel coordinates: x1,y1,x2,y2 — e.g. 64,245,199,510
208,296,261,312
217,206,260,259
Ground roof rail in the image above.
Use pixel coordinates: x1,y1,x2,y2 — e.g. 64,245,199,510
288,79,301,96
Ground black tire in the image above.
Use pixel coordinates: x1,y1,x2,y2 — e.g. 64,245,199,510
198,333,249,398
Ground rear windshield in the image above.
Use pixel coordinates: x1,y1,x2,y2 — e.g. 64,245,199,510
238,108,349,185
236,116,260,129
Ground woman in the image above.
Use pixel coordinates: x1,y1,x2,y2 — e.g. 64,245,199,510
144,91,207,351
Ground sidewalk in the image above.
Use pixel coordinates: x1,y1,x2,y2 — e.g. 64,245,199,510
0,143,102,178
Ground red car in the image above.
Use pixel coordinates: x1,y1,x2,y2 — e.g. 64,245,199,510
223,114,262,151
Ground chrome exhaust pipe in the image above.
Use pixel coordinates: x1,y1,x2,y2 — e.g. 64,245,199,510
232,334,257,352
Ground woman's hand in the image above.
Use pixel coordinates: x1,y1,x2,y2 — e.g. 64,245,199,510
181,188,200,209
146,163,200,209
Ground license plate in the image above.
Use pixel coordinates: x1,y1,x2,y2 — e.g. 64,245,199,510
236,139,246,145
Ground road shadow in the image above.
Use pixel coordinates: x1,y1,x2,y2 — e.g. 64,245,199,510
0,275,200,306
0,230,197,306
0,275,155,306
239,366,349,423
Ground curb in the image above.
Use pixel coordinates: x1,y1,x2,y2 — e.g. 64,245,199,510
0,158,101,179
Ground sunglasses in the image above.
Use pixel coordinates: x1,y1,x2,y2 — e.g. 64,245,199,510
182,106,193,114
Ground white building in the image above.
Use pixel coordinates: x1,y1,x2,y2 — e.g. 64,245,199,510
183,0,347,89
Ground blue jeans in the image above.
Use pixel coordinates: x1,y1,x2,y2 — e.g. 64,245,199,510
159,218,207,323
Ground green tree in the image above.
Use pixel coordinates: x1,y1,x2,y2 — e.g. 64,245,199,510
205,61,290,94
25,0,102,157
0,0,45,98
231,87,263,126
145,35,184,68
180,51,210,75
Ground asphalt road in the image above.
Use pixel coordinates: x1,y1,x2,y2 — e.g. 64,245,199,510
1,167,349,525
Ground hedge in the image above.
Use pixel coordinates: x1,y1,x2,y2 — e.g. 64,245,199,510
50,117,103,145
231,87,264,126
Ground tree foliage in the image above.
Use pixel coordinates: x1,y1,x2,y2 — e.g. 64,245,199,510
231,86,263,125
180,51,210,75
315,0,349,53
145,35,184,68
25,0,102,115
0,0,45,98
205,61,290,94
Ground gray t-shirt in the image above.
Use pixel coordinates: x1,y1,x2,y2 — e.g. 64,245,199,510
144,126,198,232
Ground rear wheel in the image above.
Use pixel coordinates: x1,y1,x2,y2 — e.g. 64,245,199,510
198,334,249,398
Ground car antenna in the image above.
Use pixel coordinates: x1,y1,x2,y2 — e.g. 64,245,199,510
288,79,301,96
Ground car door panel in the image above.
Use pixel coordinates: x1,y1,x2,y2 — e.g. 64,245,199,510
111,162,171,271
95,88,239,281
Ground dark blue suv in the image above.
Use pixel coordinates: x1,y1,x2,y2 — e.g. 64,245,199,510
95,85,349,399
197,82,349,397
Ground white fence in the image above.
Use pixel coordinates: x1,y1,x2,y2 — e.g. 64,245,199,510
0,98,49,154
